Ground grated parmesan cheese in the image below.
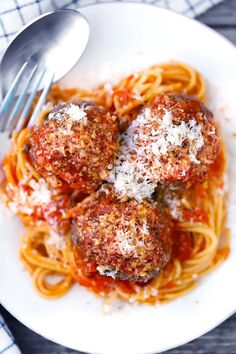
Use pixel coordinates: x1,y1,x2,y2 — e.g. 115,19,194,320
8,178,52,215
48,103,88,135
90,207,151,262
148,110,204,164
65,104,87,123
28,179,52,204
56,120,73,136
133,284,159,299
141,220,149,235
109,108,204,201
164,193,183,221
116,228,136,255
115,216,150,256
97,265,117,279
47,230,66,250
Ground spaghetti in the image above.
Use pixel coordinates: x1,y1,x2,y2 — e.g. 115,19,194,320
0,61,229,304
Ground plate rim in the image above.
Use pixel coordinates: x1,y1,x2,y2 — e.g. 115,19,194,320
1,2,236,353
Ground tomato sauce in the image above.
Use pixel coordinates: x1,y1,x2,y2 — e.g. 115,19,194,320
216,246,230,259
73,250,134,295
209,144,225,179
173,231,194,261
182,208,208,223
3,154,18,186
113,89,132,106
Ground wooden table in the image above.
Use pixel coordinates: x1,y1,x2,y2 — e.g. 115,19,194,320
1,0,236,353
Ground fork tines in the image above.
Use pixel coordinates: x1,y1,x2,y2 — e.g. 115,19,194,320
0,61,54,136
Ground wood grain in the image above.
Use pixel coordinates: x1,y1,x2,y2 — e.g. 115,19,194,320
213,28,236,44
1,0,236,353
199,0,236,27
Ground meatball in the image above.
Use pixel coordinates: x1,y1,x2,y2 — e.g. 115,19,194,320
71,186,173,282
143,94,219,185
110,94,219,202
30,101,118,192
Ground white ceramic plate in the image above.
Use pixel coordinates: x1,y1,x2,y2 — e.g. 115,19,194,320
1,3,236,354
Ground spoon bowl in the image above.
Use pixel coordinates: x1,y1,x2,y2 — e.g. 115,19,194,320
0,9,89,98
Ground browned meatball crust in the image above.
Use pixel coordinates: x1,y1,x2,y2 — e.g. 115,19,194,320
109,94,219,202
71,186,173,282
144,94,219,185
30,101,118,192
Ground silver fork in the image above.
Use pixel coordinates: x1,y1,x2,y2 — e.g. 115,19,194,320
0,61,54,136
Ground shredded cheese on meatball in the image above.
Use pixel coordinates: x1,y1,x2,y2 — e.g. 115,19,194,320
151,110,204,163
163,192,183,220
115,218,147,256
95,214,151,278
49,103,88,125
65,104,87,123
48,104,88,137
109,108,204,201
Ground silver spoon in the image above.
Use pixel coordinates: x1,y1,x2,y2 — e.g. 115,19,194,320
0,9,90,98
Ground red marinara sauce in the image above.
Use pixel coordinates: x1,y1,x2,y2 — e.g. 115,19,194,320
182,207,208,223
208,143,225,182
72,249,134,295
173,231,194,261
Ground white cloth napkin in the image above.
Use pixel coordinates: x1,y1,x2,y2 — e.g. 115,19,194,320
0,0,224,353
